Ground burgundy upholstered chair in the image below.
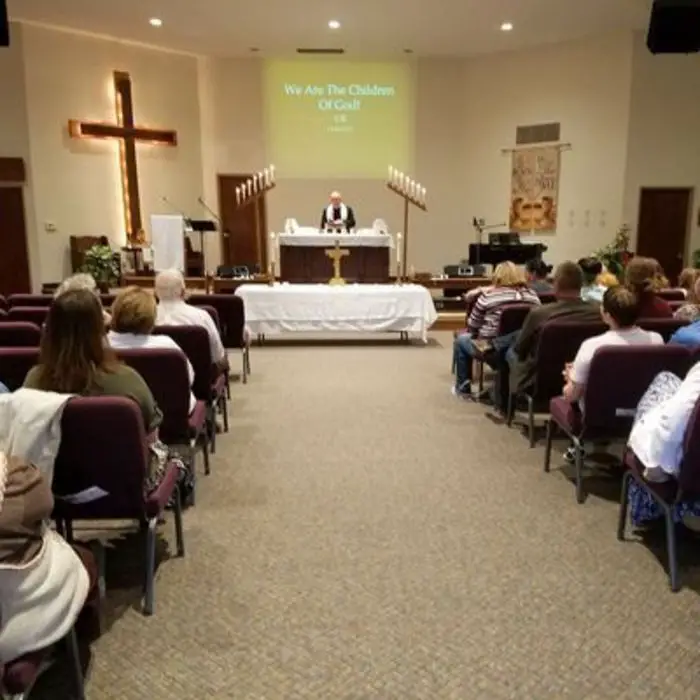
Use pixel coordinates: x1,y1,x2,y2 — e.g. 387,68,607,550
657,289,686,302
7,307,49,327
638,317,689,342
618,395,700,592
188,293,250,383
0,309,6,320
100,293,116,309
116,348,210,484
0,295,7,311
537,293,557,305
0,347,39,390
545,345,691,503
0,322,42,348
6,294,52,308
52,396,185,616
153,325,228,444
507,321,607,447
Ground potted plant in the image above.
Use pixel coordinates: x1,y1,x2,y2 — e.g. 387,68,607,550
593,224,632,278
81,243,120,293
692,248,700,270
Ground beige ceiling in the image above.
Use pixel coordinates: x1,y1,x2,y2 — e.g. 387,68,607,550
8,0,652,58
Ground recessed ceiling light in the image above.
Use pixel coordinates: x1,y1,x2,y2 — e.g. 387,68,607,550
149,17,163,28
500,22,513,32
328,20,341,30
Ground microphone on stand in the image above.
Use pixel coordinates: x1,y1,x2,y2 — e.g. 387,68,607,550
161,196,190,222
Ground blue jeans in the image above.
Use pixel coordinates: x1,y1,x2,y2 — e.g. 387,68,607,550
0,382,9,394
454,333,479,391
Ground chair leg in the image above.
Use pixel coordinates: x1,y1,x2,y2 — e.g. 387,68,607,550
574,437,585,504
208,411,216,454
506,393,514,427
527,396,535,447
477,361,484,395
242,348,248,384
65,626,85,700
201,433,211,476
143,517,157,616
173,486,185,558
617,472,631,541
221,395,229,432
664,506,680,592
245,346,251,375
544,419,554,473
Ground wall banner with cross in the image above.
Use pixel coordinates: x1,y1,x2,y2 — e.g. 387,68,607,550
68,71,178,245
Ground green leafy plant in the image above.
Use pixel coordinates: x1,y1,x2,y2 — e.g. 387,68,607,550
692,249,700,269
81,243,119,291
593,224,632,278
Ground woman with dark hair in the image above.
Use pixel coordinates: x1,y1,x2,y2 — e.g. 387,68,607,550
22,290,172,494
577,257,605,303
525,259,553,294
625,257,673,318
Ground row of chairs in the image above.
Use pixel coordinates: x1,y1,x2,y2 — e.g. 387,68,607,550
460,301,700,592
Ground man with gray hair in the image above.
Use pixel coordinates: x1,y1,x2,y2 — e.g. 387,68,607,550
319,191,356,232
54,273,111,327
154,269,227,369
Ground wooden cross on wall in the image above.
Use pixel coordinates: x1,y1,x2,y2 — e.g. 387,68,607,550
68,71,177,245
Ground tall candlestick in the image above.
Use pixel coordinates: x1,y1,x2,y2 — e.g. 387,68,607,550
269,232,276,264
396,232,402,265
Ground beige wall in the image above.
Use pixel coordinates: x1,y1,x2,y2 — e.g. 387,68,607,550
4,22,700,285
624,32,700,258
0,24,41,289
19,23,202,283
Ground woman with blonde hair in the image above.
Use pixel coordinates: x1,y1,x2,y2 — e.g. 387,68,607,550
674,275,700,321
625,257,673,318
453,261,540,397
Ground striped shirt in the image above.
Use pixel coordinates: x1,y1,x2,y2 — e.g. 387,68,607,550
467,286,541,339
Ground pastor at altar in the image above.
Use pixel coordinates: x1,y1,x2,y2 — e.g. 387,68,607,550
320,191,356,232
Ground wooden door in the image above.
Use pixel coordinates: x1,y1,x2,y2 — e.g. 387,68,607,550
636,187,692,283
0,186,31,295
217,174,268,272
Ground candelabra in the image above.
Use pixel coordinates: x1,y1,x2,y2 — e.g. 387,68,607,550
235,165,276,274
386,165,427,280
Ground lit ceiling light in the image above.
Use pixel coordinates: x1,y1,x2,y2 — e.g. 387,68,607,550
500,22,513,32
149,17,163,27
328,20,341,29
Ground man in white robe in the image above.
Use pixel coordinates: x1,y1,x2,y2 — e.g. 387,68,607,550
319,191,356,232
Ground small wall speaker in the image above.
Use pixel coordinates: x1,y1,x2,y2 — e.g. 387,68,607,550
0,0,8,48
647,0,700,54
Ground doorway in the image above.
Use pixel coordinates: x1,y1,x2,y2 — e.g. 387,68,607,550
217,174,268,273
636,187,692,284
0,186,31,295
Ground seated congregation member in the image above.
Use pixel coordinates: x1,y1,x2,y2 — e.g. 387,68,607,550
154,269,228,371
108,286,196,414
578,257,606,303
55,272,111,328
595,270,619,290
625,257,673,318
21,289,180,497
526,259,554,294
674,275,700,322
453,262,540,397
563,286,663,403
651,259,670,292
509,261,601,397
677,267,699,299
0,453,93,665
625,361,700,525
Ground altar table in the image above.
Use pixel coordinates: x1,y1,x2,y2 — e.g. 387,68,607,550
277,230,392,284
235,283,437,342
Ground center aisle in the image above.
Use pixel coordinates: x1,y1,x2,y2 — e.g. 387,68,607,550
81,332,700,699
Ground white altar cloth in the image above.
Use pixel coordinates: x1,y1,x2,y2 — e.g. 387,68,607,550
235,284,437,341
277,230,392,248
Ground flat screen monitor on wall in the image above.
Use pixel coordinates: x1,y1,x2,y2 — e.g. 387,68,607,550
264,59,415,179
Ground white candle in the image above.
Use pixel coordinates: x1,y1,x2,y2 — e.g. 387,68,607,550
258,171,264,189
398,172,405,190
396,232,402,265
269,232,276,264
270,164,276,183
410,180,416,198
235,186,240,205
421,186,426,203
247,180,253,196
264,167,269,186
253,174,258,193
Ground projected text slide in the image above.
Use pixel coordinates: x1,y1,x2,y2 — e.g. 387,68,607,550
264,60,413,179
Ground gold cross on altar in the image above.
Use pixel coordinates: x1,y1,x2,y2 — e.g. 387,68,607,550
325,241,350,286
68,71,178,245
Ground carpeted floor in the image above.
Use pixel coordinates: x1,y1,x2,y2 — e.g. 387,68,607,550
37,331,700,698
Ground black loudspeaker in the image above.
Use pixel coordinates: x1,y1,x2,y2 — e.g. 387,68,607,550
0,0,8,48
647,0,700,54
